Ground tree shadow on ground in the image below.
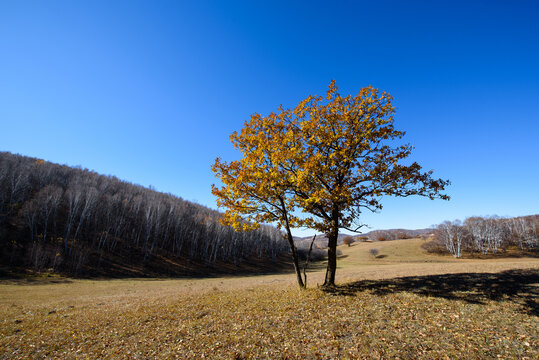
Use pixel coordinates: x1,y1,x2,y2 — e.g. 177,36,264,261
323,269,539,316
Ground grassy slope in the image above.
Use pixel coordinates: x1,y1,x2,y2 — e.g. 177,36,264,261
1,238,538,359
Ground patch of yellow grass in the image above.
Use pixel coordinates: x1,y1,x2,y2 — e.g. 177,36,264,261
1,238,538,359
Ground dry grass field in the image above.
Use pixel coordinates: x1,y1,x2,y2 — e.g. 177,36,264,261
1,238,538,359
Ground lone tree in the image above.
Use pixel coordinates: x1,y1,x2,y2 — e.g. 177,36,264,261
369,248,380,258
212,81,449,288
343,236,355,247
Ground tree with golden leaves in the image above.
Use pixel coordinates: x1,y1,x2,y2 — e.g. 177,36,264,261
212,106,309,288
212,81,449,288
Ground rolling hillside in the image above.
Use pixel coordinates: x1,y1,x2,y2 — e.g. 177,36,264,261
0,152,289,277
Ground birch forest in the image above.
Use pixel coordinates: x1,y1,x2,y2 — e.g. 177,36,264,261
433,215,539,258
0,152,288,275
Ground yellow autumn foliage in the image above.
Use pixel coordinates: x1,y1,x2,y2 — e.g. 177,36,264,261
212,81,449,286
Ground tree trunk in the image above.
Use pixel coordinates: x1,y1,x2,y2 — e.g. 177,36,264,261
323,210,339,287
279,197,305,289
303,235,316,287
323,231,338,287
284,226,305,289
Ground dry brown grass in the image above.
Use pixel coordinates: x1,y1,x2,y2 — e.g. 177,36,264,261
1,238,538,359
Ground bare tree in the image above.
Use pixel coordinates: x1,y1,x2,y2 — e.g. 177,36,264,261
436,220,468,258
35,185,63,244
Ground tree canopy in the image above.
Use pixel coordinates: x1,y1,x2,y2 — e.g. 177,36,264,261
212,104,308,287
212,81,449,287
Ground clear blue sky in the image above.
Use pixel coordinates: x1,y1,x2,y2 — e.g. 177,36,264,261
1,1,538,236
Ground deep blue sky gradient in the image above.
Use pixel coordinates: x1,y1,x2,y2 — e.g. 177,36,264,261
1,1,538,236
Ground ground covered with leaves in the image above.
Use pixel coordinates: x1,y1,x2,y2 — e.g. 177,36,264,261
1,267,537,359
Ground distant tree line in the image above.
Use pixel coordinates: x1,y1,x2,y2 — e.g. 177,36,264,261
433,215,539,257
0,152,288,274
366,229,418,241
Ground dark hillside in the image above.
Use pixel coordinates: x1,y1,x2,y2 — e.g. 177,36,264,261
0,152,288,276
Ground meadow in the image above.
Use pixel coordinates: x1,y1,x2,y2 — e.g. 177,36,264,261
1,238,538,359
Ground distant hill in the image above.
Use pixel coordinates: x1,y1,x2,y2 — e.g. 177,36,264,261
294,215,539,253
0,152,289,277
294,228,433,249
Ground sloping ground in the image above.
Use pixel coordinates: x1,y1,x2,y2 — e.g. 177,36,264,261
0,238,538,359
308,238,539,286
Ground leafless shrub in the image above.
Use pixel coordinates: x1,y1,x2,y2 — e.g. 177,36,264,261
28,242,56,270
421,239,447,254
369,248,379,258
297,247,326,261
